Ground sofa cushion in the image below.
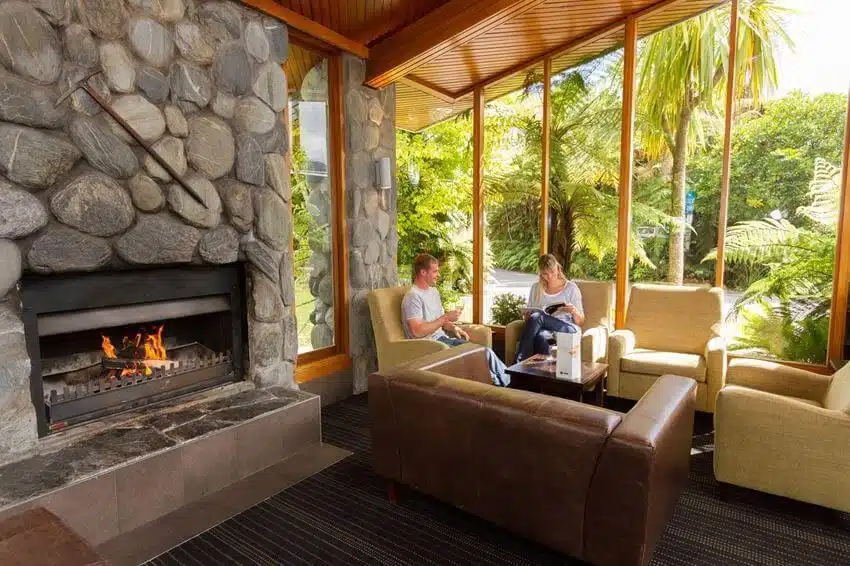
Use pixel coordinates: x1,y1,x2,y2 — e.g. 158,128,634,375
625,284,723,355
824,362,850,413
620,348,707,382
574,280,613,329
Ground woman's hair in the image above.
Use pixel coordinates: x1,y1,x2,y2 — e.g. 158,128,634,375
532,254,568,305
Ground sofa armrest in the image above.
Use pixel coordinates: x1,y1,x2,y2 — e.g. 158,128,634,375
504,319,525,364
714,385,850,511
606,329,636,397
703,336,727,412
585,375,697,566
459,324,492,348
402,343,492,384
379,338,448,372
726,358,832,402
582,326,608,363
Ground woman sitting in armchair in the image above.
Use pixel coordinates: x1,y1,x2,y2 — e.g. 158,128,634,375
514,254,585,363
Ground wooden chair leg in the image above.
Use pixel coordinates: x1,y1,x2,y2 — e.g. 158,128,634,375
387,480,398,504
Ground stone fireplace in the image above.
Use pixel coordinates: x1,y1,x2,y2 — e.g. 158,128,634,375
22,265,246,435
0,0,299,464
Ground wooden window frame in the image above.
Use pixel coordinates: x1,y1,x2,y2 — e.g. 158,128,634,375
286,37,352,383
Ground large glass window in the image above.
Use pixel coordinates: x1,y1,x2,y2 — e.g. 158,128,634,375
631,8,727,287
286,45,335,354
396,114,474,323
723,0,848,363
549,52,623,284
483,79,542,325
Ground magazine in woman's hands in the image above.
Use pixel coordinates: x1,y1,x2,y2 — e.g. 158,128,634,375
522,302,567,316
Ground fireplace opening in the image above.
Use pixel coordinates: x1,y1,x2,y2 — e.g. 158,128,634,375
22,266,246,436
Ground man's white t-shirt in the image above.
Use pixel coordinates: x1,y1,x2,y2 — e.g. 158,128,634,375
401,286,446,340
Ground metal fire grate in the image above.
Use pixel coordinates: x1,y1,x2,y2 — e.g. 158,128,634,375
44,349,233,429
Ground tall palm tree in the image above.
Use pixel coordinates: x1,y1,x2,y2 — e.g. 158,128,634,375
637,0,790,283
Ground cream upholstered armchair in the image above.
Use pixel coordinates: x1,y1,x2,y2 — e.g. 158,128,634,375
367,286,492,372
714,358,850,512
608,284,725,413
504,280,613,365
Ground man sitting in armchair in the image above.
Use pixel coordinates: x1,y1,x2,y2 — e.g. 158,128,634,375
402,253,509,386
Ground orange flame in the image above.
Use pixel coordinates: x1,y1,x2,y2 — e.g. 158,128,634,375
102,335,118,359
102,325,167,377
144,325,167,361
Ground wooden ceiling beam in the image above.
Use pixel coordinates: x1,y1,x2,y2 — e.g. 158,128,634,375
241,0,369,58
365,0,549,89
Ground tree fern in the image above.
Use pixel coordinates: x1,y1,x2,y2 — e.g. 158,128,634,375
712,158,839,362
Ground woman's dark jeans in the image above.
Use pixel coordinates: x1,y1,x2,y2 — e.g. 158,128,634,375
514,311,578,363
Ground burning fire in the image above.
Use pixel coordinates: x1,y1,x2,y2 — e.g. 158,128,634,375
101,325,167,377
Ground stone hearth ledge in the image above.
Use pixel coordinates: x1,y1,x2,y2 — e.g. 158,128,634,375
0,384,317,519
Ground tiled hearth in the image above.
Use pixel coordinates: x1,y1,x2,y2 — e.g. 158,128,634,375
0,385,321,547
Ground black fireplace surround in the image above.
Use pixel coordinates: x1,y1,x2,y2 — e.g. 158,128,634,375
21,265,247,437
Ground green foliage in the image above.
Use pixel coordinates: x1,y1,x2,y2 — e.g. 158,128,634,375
709,159,840,362
484,63,671,275
397,119,475,300
688,92,848,289
491,293,527,326
289,136,313,285
732,300,830,364
487,195,540,272
634,0,789,283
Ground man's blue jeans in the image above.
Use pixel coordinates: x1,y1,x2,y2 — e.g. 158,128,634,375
515,311,578,363
436,335,510,387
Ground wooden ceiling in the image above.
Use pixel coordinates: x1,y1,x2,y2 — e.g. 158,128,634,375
274,0,450,46
275,0,727,131
285,43,319,94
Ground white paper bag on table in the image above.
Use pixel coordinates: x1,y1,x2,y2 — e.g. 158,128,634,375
556,332,581,381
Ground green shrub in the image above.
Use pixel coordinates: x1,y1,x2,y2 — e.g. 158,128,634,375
491,293,527,325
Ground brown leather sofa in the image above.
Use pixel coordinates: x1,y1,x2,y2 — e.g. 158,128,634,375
369,344,696,566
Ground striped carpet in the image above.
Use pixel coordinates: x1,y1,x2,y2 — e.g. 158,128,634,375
148,394,850,565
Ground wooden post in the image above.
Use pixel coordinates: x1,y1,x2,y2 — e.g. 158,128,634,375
328,54,349,356
615,17,638,330
827,87,850,362
715,0,739,289
541,57,552,255
473,86,485,324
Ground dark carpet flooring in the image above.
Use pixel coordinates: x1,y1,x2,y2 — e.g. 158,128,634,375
148,394,850,565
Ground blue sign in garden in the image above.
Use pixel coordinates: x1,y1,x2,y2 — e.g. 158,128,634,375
685,189,696,215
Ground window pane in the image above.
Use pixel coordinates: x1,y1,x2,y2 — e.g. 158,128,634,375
484,79,543,325
286,45,334,354
396,112,474,323
631,6,726,287
725,0,848,363
550,52,623,285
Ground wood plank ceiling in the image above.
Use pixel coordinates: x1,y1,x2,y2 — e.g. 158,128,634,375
280,0,726,131
275,0,450,45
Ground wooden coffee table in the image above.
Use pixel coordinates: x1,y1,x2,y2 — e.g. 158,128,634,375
505,354,609,406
